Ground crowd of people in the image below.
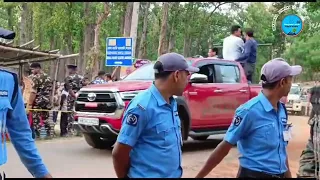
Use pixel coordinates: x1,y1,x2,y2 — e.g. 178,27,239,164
25,63,118,139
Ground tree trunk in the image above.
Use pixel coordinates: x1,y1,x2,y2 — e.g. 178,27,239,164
130,2,140,58
78,3,85,75
138,2,150,59
183,36,193,57
66,3,74,65
49,37,56,78
168,2,180,53
92,2,110,78
124,2,133,37
158,2,169,56
119,3,127,36
6,6,14,30
182,2,195,57
83,2,94,75
46,2,55,79
58,43,67,82
27,5,33,42
20,3,29,76
20,3,28,45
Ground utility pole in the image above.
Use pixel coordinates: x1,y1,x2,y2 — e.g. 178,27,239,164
130,2,140,59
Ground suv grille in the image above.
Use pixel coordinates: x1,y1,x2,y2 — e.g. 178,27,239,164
75,91,118,113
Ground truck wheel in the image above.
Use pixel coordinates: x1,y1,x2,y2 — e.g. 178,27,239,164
191,136,209,141
178,106,189,140
83,133,115,149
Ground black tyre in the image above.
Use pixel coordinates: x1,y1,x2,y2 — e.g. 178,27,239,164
191,135,209,141
83,133,115,149
178,106,189,141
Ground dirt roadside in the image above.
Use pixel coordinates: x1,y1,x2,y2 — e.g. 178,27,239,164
181,115,309,178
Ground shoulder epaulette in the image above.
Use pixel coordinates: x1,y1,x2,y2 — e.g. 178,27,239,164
0,66,17,75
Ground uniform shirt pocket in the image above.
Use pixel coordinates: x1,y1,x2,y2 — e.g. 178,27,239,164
174,115,183,145
254,123,279,149
155,123,176,147
0,98,12,136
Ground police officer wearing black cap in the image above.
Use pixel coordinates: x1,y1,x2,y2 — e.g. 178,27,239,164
64,64,85,136
112,53,199,178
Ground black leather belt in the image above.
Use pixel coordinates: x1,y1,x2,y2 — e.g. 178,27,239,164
238,167,285,178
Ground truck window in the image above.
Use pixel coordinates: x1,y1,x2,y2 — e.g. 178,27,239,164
198,64,215,83
289,86,301,95
123,63,155,81
216,65,240,83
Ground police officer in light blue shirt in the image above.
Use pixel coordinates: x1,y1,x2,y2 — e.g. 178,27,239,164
112,53,199,178
196,58,302,178
0,68,52,178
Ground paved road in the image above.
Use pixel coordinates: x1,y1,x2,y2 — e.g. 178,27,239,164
1,115,310,178
2,136,226,178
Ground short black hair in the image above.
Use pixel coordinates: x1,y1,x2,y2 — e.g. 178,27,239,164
98,70,106,76
64,83,68,90
261,81,279,90
105,73,112,79
231,25,241,34
154,61,173,80
261,74,278,89
245,29,254,37
261,75,290,90
30,62,41,69
211,48,218,53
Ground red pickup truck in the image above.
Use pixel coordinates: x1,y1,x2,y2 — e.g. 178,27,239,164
73,58,261,149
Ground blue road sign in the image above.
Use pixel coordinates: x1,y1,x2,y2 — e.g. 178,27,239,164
105,37,134,67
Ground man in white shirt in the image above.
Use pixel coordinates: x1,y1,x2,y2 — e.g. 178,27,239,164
223,25,245,60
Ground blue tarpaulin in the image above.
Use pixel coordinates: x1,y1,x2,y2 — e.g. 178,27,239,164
0,27,15,40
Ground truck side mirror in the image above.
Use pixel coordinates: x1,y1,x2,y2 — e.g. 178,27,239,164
189,73,208,83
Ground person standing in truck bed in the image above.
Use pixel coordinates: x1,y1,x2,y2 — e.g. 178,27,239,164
222,25,244,61
236,29,258,84
112,53,199,178
64,64,85,136
196,58,302,178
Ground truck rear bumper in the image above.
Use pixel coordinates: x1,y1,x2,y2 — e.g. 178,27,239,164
73,122,119,139
286,103,302,112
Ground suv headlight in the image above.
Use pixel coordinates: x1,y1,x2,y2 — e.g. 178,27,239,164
120,90,145,100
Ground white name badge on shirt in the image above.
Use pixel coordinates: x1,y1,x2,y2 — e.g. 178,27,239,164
283,126,292,141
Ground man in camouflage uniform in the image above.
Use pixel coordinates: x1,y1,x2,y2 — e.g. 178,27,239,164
298,81,320,178
27,63,54,139
64,64,85,136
